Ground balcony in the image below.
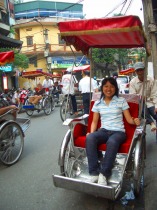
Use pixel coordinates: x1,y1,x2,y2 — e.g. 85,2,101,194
21,43,81,56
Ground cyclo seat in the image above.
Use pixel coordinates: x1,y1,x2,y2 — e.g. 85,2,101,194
73,93,140,154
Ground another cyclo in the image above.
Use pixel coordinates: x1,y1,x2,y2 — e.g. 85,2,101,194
0,51,30,166
21,70,56,116
53,15,149,200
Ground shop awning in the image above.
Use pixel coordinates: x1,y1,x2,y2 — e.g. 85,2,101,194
0,51,14,65
0,34,23,48
58,15,146,55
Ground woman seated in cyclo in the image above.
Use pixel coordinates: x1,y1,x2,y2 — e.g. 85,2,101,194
29,83,45,105
86,77,140,185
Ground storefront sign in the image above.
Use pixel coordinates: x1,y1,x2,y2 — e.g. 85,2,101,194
51,56,90,68
0,65,12,72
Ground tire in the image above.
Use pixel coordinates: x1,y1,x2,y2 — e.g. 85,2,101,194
43,97,52,115
133,135,145,197
60,98,73,122
0,121,24,166
25,99,34,116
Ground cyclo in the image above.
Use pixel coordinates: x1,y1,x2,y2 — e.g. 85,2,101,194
53,15,149,200
21,70,56,116
0,51,30,166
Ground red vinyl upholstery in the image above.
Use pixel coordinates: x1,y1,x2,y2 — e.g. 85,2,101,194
74,100,139,154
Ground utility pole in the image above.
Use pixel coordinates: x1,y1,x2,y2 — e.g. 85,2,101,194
43,29,52,73
34,19,52,73
142,0,157,79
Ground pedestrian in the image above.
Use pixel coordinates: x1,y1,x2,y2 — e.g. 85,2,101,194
61,67,78,116
129,62,157,132
86,77,140,185
79,70,98,115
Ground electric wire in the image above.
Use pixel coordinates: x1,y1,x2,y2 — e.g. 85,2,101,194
123,0,133,15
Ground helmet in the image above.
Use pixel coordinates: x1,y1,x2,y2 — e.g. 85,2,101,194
66,67,73,73
134,62,145,71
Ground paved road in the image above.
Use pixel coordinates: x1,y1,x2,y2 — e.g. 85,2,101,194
0,106,156,210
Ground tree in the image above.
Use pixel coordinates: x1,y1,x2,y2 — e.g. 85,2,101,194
92,48,128,77
0,48,29,69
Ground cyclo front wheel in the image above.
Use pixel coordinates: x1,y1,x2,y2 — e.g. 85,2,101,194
0,121,24,166
25,99,34,116
60,97,73,122
43,97,52,115
133,134,145,197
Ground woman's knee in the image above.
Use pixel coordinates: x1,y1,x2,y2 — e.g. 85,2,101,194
86,133,96,146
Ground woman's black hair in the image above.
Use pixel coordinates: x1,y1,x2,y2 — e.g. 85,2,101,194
99,77,119,101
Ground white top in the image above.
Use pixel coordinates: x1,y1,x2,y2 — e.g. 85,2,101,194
42,79,54,88
79,76,98,93
61,74,78,95
129,76,157,108
92,96,129,132
12,92,20,104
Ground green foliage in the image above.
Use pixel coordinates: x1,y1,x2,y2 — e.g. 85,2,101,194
0,48,29,69
92,48,128,69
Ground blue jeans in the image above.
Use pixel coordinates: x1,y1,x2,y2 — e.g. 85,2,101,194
86,128,126,177
143,105,157,124
70,94,77,113
82,93,92,114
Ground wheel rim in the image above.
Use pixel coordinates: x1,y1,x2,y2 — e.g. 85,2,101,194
60,100,73,121
0,122,24,165
133,138,145,196
44,98,51,115
25,100,34,116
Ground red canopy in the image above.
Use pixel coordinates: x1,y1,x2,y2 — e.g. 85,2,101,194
0,51,14,65
58,15,146,55
119,68,135,75
21,70,62,79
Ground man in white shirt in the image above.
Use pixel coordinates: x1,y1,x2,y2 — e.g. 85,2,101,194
61,67,78,116
129,62,157,131
42,76,54,89
79,70,98,114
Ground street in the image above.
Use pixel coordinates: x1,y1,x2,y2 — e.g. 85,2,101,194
0,106,156,210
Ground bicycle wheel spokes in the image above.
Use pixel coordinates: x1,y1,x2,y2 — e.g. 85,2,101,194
0,122,24,166
60,99,73,121
44,98,52,115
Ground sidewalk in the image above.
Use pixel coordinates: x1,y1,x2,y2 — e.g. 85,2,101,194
145,128,157,210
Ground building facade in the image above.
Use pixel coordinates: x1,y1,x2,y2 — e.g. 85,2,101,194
0,0,22,90
14,1,90,89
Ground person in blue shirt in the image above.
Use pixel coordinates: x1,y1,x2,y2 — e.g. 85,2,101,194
86,77,140,185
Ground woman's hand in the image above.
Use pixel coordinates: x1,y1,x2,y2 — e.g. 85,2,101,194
133,118,140,126
86,132,90,136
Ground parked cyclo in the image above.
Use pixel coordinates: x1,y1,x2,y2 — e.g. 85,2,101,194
53,15,150,200
0,51,30,166
21,70,57,116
